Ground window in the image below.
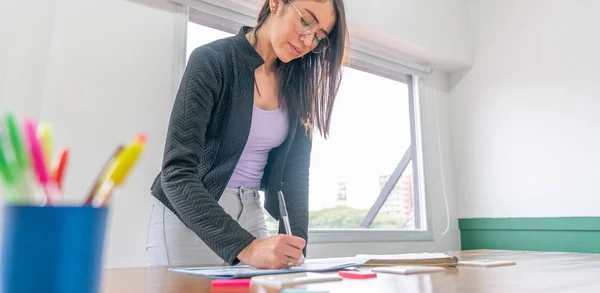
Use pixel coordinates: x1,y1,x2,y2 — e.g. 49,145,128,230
302,67,418,229
186,21,234,60
186,14,429,243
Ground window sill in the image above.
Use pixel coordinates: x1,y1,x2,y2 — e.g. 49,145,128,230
268,229,433,243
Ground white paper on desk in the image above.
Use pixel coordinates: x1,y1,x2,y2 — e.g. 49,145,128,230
168,257,367,279
251,272,343,288
355,252,453,260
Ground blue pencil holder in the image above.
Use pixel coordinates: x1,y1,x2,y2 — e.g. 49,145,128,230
0,205,109,293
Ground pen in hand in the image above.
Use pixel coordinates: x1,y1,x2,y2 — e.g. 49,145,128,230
278,190,292,235
278,190,306,266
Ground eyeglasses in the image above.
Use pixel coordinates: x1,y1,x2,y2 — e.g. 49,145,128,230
287,0,330,54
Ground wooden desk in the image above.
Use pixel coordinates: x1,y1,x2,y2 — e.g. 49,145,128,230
102,250,600,293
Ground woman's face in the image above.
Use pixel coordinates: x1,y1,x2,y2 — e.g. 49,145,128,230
269,0,336,63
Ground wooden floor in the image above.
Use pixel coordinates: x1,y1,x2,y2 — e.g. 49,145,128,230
101,250,600,293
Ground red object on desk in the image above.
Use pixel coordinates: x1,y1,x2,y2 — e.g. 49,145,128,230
339,270,377,279
211,278,251,288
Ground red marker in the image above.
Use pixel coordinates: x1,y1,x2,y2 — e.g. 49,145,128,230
52,148,69,190
339,270,377,279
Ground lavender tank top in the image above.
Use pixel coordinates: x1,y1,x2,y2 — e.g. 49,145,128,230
227,105,289,189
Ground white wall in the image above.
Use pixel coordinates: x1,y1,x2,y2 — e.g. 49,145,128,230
0,0,58,118
1,0,187,268
344,0,471,71
1,0,462,267
450,0,600,218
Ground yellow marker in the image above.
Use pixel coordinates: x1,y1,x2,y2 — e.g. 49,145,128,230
37,122,53,168
92,134,146,207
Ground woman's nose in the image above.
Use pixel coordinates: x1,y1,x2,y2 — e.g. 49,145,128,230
300,34,313,49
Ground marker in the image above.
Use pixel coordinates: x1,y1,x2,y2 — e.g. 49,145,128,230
0,118,32,203
5,113,28,170
0,132,15,182
5,113,34,203
37,122,53,168
211,279,251,288
52,148,69,190
338,270,377,279
91,134,146,207
0,133,18,202
24,119,60,205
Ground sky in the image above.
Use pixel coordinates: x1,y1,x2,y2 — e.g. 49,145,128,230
186,22,413,212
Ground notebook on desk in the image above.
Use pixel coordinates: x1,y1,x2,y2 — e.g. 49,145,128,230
355,252,459,267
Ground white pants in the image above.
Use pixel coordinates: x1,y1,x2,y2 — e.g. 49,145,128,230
145,187,270,266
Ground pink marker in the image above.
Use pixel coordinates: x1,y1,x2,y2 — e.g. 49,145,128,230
24,119,60,205
211,278,251,288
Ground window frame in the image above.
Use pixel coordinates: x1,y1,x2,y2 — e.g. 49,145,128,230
184,6,432,243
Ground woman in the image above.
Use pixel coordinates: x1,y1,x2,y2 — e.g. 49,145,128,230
147,0,348,269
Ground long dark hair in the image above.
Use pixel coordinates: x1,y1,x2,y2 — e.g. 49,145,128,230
251,0,348,139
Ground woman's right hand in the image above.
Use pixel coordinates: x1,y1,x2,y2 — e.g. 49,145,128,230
237,235,306,269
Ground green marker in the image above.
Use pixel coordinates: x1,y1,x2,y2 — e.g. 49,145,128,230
0,130,18,203
5,112,28,170
1,113,33,204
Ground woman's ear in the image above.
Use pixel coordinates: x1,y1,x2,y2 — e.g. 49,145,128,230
270,0,281,14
